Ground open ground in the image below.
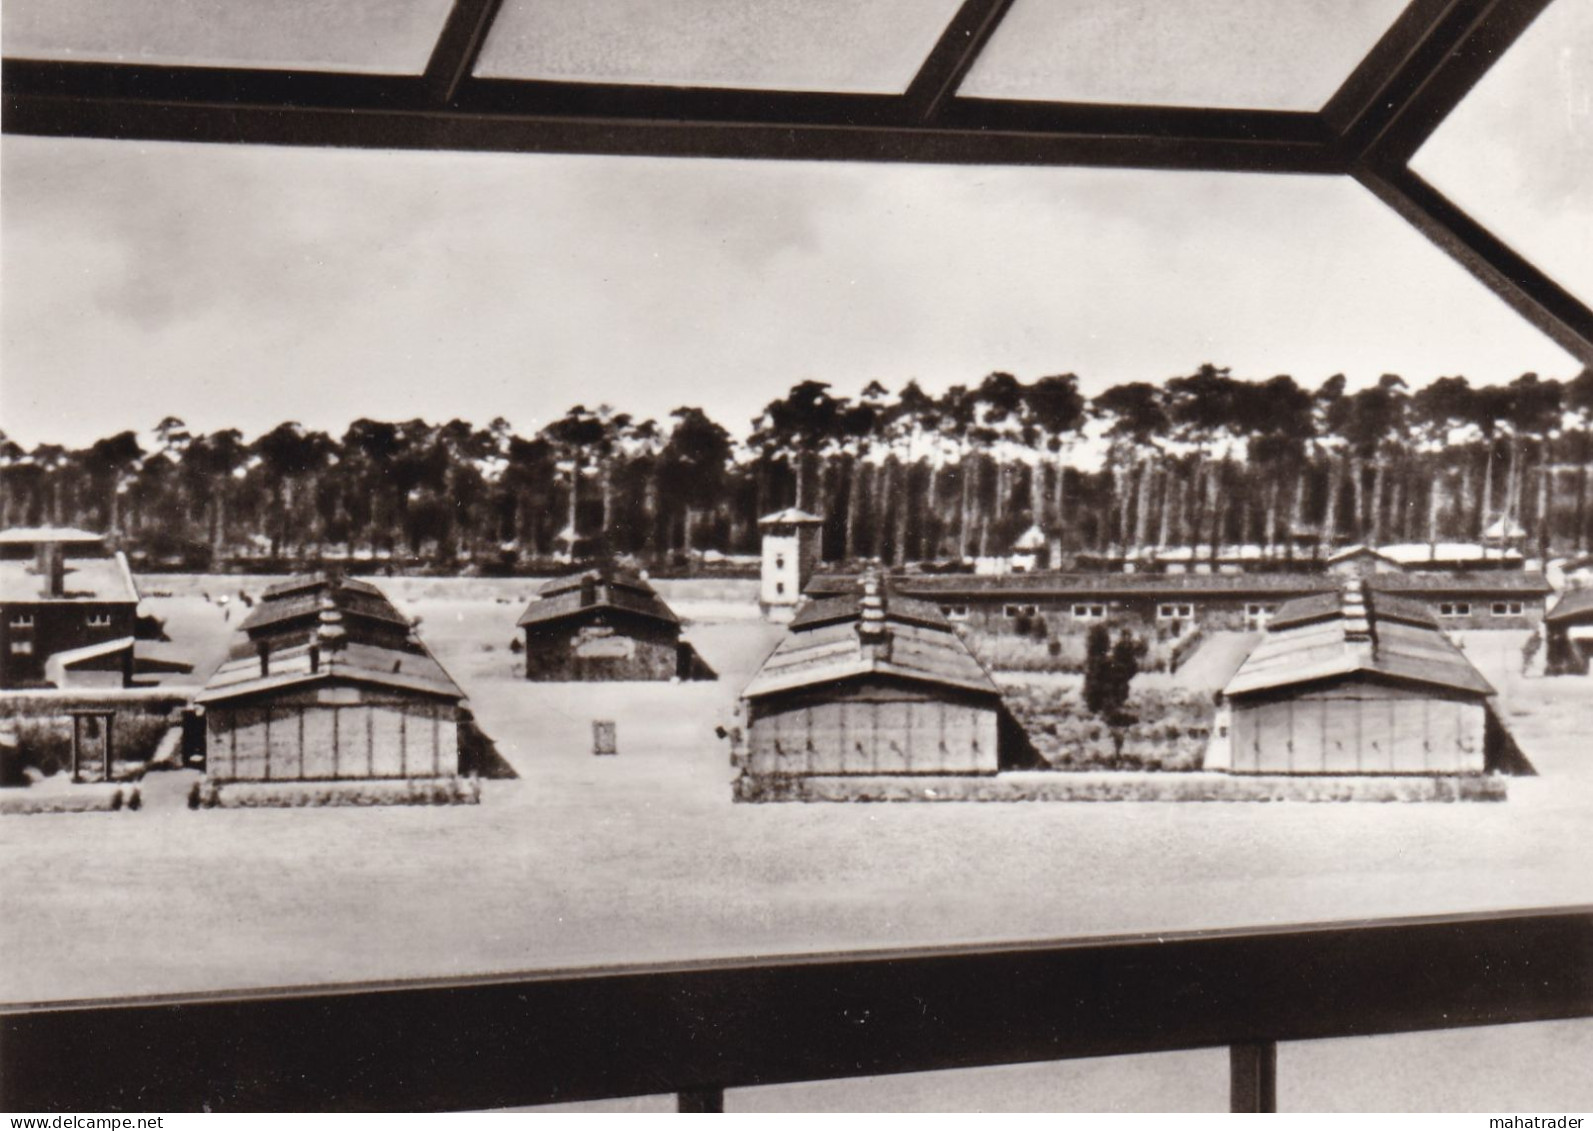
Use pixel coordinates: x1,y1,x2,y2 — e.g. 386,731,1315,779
3,576,1590,1111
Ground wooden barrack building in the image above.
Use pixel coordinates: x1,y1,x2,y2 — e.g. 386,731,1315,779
196,575,466,782
740,576,1005,777
1211,581,1500,775
517,567,713,682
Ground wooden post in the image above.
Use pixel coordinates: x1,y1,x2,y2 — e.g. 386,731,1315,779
70,714,81,783
677,1088,723,1113
593,720,617,756
103,712,114,782
1230,1041,1277,1113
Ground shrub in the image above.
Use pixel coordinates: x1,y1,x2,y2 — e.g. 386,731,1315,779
1001,681,1216,772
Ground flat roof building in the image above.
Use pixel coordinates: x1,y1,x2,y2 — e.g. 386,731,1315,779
0,527,139,689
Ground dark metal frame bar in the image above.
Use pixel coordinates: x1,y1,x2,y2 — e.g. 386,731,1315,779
3,907,1589,1112
1,0,1584,356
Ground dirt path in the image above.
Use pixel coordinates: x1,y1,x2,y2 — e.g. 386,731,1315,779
1171,631,1259,690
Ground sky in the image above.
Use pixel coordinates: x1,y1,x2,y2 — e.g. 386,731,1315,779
2,3,1588,450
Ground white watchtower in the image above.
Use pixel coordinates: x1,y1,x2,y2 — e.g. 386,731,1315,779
758,508,824,622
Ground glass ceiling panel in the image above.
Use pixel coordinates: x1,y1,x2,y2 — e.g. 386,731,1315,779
1,0,455,75
1411,0,1593,309
474,0,965,93
960,0,1409,110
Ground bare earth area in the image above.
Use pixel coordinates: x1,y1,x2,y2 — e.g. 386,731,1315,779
3,576,1590,1111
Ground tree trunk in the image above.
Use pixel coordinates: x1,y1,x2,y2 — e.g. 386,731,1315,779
844,457,862,561
895,460,914,566
1134,459,1155,550
1053,458,1068,544
958,453,974,560
1427,461,1443,548
1479,440,1496,538
600,461,614,549
1536,454,1550,561
1577,458,1590,555
1320,454,1342,554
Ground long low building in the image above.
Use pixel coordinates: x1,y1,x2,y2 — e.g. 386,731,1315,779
196,574,466,782
806,568,1551,639
741,577,1006,777
1210,582,1502,775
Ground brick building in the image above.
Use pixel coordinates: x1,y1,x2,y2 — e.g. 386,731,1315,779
806,567,1551,648
0,527,139,689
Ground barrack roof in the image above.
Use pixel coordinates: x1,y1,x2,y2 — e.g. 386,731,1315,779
758,507,824,527
0,526,106,545
807,571,1338,599
1369,571,1553,596
744,580,997,702
241,576,412,636
200,571,465,704
1269,588,1439,632
1375,542,1523,565
1326,543,1402,565
1223,584,1493,700
808,569,1553,600
0,551,139,605
518,567,680,629
1546,589,1593,625
196,637,464,705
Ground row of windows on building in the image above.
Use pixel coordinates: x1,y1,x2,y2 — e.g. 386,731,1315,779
7,612,115,655
950,602,1270,622
1440,601,1524,617
9,613,114,628
939,600,1528,623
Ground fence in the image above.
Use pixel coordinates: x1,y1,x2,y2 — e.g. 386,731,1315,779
2,905,1588,1112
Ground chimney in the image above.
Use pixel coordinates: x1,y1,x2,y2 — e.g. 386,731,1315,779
856,571,889,658
317,600,348,654
1341,579,1372,644
36,542,65,598
257,640,271,677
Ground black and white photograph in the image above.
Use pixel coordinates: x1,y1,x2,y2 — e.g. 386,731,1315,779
1,0,1590,1115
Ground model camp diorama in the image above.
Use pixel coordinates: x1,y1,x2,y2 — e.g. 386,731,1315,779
4,367,1592,809
1,497,1580,809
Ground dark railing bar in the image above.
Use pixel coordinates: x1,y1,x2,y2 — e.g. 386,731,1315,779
1229,1041,1278,1113
902,0,1019,123
1355,164,1593,363
3,907,1588,1112
678,1088,725,1113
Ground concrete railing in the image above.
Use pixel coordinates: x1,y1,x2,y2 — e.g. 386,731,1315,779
3,906,1589,1112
